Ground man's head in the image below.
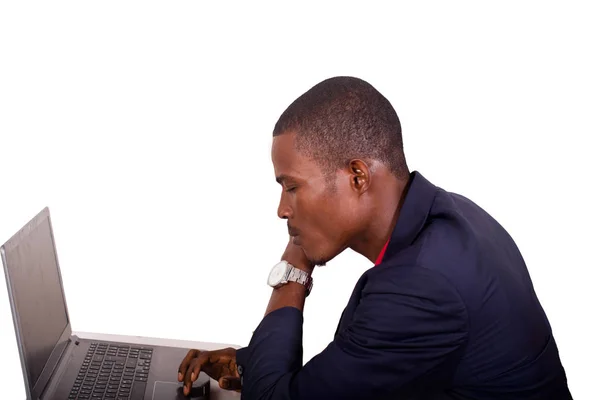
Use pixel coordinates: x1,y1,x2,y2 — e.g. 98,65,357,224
272,76,409,265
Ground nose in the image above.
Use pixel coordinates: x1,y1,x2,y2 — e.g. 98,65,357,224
277,191,292,220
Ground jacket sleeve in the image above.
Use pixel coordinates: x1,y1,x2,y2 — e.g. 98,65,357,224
235,267,469,400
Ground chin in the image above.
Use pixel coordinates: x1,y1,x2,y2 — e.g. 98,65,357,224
303,246,330,267
311,258,328,267
309,241,349,267
301,237,344,267
301,251,325,267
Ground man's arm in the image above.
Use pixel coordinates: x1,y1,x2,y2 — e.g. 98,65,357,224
179,238,314,395
263,236,314,316
236,266,469,400
264,278,310,316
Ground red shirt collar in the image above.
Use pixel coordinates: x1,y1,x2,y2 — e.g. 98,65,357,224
374,239,390,266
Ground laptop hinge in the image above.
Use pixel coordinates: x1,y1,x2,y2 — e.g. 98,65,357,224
39,335,80,400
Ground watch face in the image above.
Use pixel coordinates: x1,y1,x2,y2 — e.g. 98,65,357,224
268,261,288,287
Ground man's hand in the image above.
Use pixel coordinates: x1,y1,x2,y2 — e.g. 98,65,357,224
178,347,241,395
281,236,314,272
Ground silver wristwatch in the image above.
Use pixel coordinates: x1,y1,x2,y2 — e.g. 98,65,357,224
267,260,313,296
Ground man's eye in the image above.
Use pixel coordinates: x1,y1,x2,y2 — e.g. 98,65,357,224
285,187,297,193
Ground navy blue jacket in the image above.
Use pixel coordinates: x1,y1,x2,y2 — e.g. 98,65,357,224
236,171,571,399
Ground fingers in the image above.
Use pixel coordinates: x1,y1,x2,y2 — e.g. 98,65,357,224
219,376,242,391
178,348,238,396
192,357,202,383
183,353,209,396
178,349,198,382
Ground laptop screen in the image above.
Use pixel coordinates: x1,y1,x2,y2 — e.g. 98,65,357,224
2,213,69,391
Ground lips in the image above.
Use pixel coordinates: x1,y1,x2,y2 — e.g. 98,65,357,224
288,225,302,246
288,224,300,237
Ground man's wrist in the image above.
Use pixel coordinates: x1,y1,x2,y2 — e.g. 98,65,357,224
290,261,314,274
269,259,313,297
281,256,313,273
283,259,313,291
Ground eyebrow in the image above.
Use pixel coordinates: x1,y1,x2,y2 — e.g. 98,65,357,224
276,174,294,184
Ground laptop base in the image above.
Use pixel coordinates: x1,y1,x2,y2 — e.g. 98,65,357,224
45,335,210,400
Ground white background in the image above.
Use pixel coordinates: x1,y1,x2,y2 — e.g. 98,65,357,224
1,1,598,398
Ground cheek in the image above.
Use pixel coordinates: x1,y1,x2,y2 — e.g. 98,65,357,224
300,193,346,239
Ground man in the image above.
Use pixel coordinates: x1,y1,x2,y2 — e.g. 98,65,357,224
178,77,571,399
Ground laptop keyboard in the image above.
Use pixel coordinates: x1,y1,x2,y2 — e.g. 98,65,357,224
68,341,153,400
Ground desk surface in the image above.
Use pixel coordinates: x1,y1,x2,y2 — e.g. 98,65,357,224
74,331,242,399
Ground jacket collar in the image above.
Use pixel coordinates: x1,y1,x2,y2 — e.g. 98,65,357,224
380,171,438,263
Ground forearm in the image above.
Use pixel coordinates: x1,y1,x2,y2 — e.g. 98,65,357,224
236,307,304,400
235,239,314,397
265,278,309,316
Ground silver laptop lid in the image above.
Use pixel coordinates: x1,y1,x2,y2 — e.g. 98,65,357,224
1,207,73,400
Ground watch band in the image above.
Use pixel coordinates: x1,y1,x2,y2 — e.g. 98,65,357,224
285,263,313,296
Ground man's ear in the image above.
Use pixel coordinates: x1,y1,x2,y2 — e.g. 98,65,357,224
348,159,371,194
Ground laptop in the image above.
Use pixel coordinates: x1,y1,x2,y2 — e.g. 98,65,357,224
1,207,211,400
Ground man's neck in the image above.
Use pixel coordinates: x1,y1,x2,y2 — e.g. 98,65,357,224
351,178,409,263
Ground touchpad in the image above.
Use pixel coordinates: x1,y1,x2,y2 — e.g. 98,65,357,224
152,380,210,399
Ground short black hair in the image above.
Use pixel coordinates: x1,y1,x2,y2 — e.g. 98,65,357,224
273,76,409,181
